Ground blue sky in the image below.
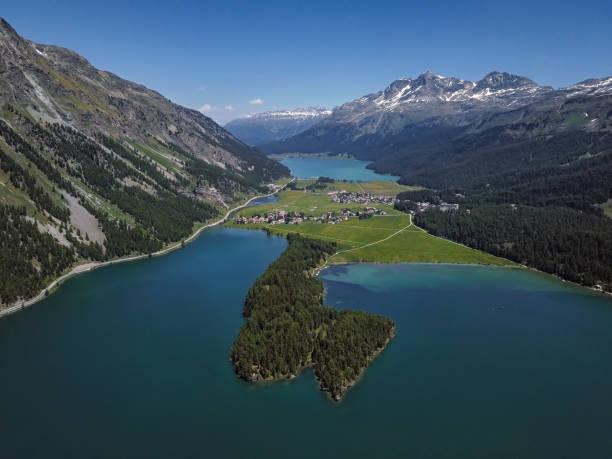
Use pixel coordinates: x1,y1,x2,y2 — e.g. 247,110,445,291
3,0,612,124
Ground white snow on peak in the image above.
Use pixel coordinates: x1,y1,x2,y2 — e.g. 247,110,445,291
243,107,331,120
564,77,612,97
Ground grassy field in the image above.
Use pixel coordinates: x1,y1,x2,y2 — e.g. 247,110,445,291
228,213,512,266
0,168,36,210
332,226,509,265
235,189,404,218
324,180,421,195
0,140,68,223
289,178,419,195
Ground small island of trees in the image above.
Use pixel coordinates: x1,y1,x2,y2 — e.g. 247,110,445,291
230,234,395,400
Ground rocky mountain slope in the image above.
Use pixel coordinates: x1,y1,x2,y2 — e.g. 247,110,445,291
0,17,288,306
260,71,612,158
225,107,331,145
0,18,286,180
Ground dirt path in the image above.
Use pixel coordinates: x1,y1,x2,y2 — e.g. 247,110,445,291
1,181,293,318
320,215,413,268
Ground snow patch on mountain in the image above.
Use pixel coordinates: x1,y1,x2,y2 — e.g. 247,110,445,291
243,107,332,120
225,107,332,145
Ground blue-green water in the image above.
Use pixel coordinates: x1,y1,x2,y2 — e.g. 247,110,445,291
1,229,612,458
247,195,278,207
280,157,400,181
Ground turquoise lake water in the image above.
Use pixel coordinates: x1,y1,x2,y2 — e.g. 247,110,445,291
1,227,611,458
280,157,400,181
247,194,278,207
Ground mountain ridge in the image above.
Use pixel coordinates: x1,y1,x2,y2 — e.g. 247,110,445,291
225,106,331,145
259,70,612,157
0,17,286,177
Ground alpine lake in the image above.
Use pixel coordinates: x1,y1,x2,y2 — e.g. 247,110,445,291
1,158,611,458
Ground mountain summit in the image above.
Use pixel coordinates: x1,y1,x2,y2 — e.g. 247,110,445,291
475,71,540,91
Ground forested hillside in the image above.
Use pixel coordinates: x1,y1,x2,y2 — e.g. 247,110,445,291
383,92,612,292
230,234,395,400
0,18,288,307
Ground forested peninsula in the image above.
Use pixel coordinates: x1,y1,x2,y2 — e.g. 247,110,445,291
230,234,395,400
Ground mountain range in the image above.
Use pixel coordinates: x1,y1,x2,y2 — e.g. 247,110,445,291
260,70,612,161
225,107,331,145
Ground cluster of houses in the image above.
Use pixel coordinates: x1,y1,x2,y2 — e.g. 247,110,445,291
233,207,388,226
413,201,460,213
266,183,284,192
330,191,396,205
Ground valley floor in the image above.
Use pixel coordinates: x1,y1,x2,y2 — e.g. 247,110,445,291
228,180,512,267
229,214,511,266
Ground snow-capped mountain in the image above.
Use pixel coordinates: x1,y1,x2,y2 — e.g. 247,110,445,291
330,71,553,127
260,71,612,156
225,107,331,145
561,76,612,97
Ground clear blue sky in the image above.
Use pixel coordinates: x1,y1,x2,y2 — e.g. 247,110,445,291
3,0,612,124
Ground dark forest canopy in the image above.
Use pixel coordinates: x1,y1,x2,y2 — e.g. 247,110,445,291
414,205,612,292
0,205,74,304
384,114,612,292
230,234,394,400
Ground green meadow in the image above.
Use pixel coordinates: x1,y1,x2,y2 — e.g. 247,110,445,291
229,178,512,266
323,180,421,195
229,213,512,266
236,189,403,218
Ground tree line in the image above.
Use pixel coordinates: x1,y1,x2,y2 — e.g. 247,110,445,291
414,205,612,291
388,123,612,291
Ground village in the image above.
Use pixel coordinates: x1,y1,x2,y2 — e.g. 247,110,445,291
330,191,397,205
234,206,389,226
329,189,460,213
414,201,460,213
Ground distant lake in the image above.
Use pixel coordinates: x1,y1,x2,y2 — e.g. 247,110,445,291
1,227,611,458
280,157,400,181
247,194,278,207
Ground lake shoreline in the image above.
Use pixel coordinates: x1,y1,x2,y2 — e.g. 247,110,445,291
280,156,400,182
0,180,294,319
319,261,611,298
269,152,355,160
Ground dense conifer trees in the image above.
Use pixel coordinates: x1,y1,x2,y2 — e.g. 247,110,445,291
231,234,394,400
